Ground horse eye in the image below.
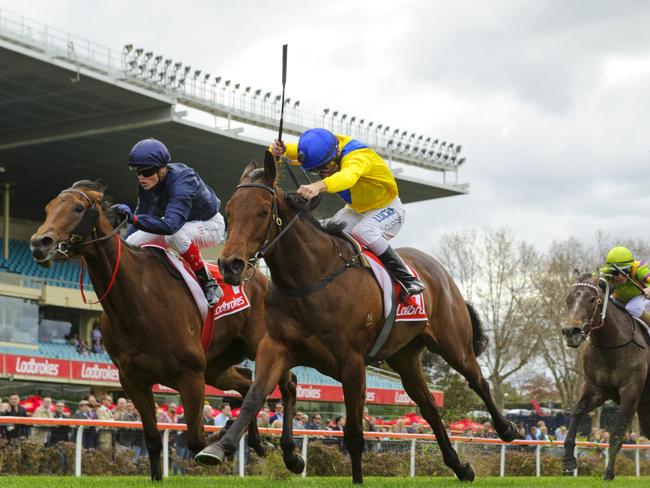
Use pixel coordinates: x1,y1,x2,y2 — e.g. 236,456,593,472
75,204,84,213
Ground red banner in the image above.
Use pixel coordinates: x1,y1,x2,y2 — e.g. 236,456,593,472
5,354,70,379
1,353,443,406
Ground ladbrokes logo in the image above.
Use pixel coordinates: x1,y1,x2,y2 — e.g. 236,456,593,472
397,304,425,317
80,363,119,381
394,391,413,404
297,385,321,399
15,358,59,376
214,296,246,315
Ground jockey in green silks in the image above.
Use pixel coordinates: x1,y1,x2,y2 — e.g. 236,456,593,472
600,246,650,325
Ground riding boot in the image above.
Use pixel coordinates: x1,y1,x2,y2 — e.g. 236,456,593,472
181,241,223,306
640,311,650,328
377,246,425,299
195,266,224,307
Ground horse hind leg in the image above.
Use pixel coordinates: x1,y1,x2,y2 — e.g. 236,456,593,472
340,354,367,484
387,346,474,482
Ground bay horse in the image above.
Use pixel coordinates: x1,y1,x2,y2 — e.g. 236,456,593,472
194,152,518,483
562,272,650,480
29,180,302,480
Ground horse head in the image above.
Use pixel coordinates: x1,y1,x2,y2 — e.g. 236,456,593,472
219,152,280,285
30,180,112,266
562,272,607,348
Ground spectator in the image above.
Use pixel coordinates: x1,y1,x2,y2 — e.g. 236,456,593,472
257,410,270,429
5,393,29,441
72,400,96,449
0,399,8,438
269,403,284,424
115,400,140,454
173,413,190,476
293,411,306,429
525,426,537,441
213,403,231,428
91,321,103,353
393,419,408,434
76,339,90,356
517,426,527,440
306,413,323,430
30,396,54,446
537,426,550,441
48,401,71,446
166,403,178,423
362,407,375,432
554,425,567,442
95,394,114,450
112,397,127,420
202,405,214,426
67,332,79,347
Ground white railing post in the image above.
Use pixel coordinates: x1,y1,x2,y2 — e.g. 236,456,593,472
162,429,170,478
573,446,578,477
499,444,506,477
75,425,84,477
238,434,246,477
301,435,309,478
603,444,609,470
535,444,541,477
409,438,416,477
635,447,640,477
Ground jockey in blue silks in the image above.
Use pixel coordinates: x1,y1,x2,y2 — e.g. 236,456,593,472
112,138,224,306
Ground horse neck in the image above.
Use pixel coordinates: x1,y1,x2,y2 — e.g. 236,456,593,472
264,199,345,290
589,301,634,348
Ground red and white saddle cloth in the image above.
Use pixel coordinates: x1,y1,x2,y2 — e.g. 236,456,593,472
362,250,427,322
143,245,250,350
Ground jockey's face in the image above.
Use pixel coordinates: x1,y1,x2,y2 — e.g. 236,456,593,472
318,158,340,179
612,271,628,284
137,167,167,190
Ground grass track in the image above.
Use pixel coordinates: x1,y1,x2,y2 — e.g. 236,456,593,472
3,477,649,488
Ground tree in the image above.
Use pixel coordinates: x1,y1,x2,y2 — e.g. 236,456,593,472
436,228,542,410
437,371,481,423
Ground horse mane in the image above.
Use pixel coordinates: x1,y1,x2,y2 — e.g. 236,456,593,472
70,179,116,225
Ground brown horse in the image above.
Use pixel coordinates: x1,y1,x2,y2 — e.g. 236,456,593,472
562,272,650,480
194,152,518,483
29,180,301,480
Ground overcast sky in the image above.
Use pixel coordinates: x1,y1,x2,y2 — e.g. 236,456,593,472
3,0,650,254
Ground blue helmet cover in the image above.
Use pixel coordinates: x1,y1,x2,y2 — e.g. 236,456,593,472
128,138,171,168
297,129,338,170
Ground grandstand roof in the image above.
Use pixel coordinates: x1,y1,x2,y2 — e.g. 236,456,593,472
0,11,467,221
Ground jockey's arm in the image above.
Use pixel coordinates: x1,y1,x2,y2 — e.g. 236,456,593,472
321,155,370,193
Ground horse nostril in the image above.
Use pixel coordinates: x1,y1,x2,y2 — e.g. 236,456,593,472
31,235,54,250
230,259,245,275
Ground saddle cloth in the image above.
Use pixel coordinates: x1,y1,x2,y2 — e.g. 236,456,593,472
142,245,251,350
361,250,427,322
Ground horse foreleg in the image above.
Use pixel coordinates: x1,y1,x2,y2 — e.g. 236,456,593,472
278,369,304,474
207,365,270,457
604,380,645,480
388,347,473,482
195,336,290,466
341,355,366,484
563,383,606,475
119,379,162,481
176,370,208,455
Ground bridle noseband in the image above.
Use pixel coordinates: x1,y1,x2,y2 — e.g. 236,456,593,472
569,278,610,339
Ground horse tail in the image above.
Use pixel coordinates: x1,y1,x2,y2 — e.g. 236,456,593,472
466,302,488,357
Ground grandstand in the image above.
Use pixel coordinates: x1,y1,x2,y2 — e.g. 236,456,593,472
0,9,453,411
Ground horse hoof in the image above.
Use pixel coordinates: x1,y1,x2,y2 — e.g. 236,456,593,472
457,463,475,482
603,472,615,481
562,460,577,474
253,440,275,457
499,421,518,442
194,443,225,466
284,453,305,474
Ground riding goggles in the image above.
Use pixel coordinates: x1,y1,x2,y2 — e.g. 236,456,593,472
129,165,158,177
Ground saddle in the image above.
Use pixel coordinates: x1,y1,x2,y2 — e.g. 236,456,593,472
610,297,650,347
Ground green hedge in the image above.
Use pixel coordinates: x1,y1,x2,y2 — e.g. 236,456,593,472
0,438,648,477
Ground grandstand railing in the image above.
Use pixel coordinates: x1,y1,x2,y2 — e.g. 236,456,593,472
1,416,648,478
0,8,468,186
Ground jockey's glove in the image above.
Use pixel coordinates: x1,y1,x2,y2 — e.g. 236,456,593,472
111,204,138,224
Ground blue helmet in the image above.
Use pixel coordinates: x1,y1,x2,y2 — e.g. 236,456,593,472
297,129,338,170
128,138,171,168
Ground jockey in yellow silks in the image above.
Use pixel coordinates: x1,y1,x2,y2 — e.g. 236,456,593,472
271,128,425,297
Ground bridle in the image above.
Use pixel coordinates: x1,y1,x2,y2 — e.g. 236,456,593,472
54,189,127,257
230,182,361,295
233,183,307,275
55,188,128,304
569,278,610,339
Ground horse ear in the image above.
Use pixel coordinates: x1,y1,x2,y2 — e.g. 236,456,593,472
573,268,580,277
263,150,277,186
240,161,258,182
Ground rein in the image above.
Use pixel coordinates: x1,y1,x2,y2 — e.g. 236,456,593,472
79,235,122,304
